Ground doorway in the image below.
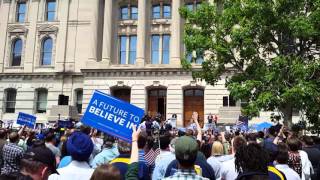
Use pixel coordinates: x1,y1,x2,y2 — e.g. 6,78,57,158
183,88,204,127
147,88,167,119
111,88,131,103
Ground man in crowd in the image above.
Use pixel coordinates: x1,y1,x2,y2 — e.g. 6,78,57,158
0,129,7,170
90,135,119,168
0,132,24,180
152,133,176,180
110,139,150,180
48,131,94,180
302,135,320,176
20,146,58,180
163,136,209,180
45,133,61,165
275,143,300,180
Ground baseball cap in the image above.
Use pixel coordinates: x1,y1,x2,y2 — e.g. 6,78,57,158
175,136,198,163
23,146,58,174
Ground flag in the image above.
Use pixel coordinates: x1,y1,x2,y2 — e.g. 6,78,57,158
144,148,161,166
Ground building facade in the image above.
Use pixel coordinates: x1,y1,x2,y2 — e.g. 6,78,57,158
0,0,253,127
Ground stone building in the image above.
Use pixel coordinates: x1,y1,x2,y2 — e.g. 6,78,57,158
0,0,253,127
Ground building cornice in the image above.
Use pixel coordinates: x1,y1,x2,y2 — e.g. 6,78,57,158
0,72,83,79
81,68,195,77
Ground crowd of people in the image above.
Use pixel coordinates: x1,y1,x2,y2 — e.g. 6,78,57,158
0,112,319,180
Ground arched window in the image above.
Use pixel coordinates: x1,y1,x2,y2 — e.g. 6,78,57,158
36,89,48,113
4,89,17,113
41,37,53,65
12,39,22,66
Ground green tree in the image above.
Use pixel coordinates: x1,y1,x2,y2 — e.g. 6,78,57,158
180,0,320,127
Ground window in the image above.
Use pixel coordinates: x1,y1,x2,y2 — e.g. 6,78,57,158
119,36,127,64
120,6,129,20
223,96,229,107
186,3,194,11
151,35,170,64
131,6,138,20
152,5,161,19
229,96,236,106
12,39,22,66
185,1,202,12
151,35,160,64
41,38,53,65
196,56,204,64
46,0,56,21
152,4,171,19
196,2,202,9
223,96,236,107
16,2,26,23
36,89,48,113
120,6,137,20
129,36,137,64
75,89,83,114
5,89,17,113
163,4,171,18
162,35,170,64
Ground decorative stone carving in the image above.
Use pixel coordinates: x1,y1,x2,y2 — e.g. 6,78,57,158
37,24,59,36
7,25,28,36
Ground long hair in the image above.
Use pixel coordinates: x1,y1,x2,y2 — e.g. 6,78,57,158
235,143,269,174
90,164,121,180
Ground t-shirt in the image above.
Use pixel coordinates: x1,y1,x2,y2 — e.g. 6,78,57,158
303,146,320,170
220,157,238,180
164,153,216,180
46,143,61,158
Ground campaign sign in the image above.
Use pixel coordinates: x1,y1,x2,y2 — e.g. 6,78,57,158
82,90,144,142
17,112,36,128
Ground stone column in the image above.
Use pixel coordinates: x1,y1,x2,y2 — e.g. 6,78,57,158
136,0,147,67
24,0,40,72
170,0,182,66
167,84,183,127
101,0,113,65
0,0,11,72
88,0,99,62
55,0,70,71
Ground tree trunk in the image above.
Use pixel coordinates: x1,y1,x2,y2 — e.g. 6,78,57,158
280,106,293,127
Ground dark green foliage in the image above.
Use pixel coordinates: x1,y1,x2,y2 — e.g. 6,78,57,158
180,0,320,127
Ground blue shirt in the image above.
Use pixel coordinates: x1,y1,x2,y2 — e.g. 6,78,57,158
139,149,148,166
90,146,119,168
58,156,72,169
152,151,176,180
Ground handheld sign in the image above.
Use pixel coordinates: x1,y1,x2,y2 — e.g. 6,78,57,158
82,90,144,142
17,112,36,128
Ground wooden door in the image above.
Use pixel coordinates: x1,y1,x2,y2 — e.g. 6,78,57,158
184,89,204,127
147,89,166,119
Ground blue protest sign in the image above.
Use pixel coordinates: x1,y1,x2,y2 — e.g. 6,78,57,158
17,112,36,128
82,90,144,142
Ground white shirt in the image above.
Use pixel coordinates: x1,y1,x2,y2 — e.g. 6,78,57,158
275,164,300,180
48,161,94,180
220,157,238,180
299,150,313,180
207,156,222,180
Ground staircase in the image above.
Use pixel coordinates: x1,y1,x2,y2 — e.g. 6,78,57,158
218,106,241,125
